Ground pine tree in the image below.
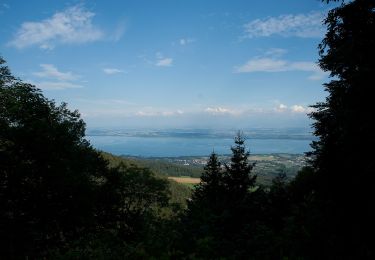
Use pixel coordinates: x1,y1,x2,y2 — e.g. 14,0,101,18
183,135,257,258
181,152,223,258
192,152,223,202
186,152,224,222
201,152,222,185
224,131,256,200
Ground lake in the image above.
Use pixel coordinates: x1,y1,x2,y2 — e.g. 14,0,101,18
87,135,312,157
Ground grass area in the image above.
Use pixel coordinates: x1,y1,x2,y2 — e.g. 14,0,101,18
168,176,201,184
168,176,200,189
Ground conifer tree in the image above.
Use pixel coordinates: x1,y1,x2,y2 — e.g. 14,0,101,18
181,152,223,258
183,136,257,259
192,152,223,203
224,131,256,200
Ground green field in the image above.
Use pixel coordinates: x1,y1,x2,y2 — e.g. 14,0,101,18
116,153,307,186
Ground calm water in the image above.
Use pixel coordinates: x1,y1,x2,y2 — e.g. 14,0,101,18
87,135,312,157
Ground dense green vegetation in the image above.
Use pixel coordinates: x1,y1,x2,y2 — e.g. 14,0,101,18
101,151,192,207
1,0,374,258
306,0,375,257
0,57,183,258
126,154,306,185
114,155,203,178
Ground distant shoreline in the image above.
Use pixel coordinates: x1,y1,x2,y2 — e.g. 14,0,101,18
117,153,307,159
87,134,315,141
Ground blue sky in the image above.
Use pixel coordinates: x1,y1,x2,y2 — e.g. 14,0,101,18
0,0,336,129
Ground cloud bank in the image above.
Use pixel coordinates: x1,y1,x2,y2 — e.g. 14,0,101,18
33,64,78,81
10,5,103,49
32,64,83,90
244,11,325,38
235,49,328,80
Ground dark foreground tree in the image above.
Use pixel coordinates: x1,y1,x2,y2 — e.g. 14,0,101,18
307,0,375,257
180,152,225,258
52,162,171,259
224,132,256,200
191,152,223,205
0,57,106,257
180,133,263,258
0,57,170,258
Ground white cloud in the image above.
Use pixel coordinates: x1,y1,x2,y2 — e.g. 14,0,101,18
31,64,83,90
136,109,184,117
275,103,288,112
136,111,158,117
39,43,54,50
155,52,173,67
236,58,288,73
291,105,315,114
264,48,288,57
33,64,78,81
291,105,305,113
10,5,103,49
34,81,83,90
80,103,314,121
235,57,328,80
274,103,315,114
156,58,173,67
244,11,324,38
205,107,239,116
103,68,123,75
161,111,176,116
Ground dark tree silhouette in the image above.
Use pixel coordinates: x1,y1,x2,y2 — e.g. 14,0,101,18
308,0,375,257
180,133,260,259
181,152,225,258
224,131,256,200
191,152,223,203
0,57,106,258
0,56,170,259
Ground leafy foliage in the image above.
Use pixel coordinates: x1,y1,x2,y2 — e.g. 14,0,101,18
101,151,192,209
0,59,104,257
0,57,171,258
307,0,375,257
